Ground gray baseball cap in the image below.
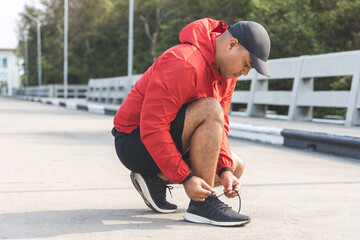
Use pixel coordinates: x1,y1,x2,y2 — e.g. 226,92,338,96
228,21,271,77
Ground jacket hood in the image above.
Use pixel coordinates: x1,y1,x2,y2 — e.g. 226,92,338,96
179,18,228,80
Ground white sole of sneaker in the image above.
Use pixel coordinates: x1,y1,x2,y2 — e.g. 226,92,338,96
131,172,176,214
184,212,250,227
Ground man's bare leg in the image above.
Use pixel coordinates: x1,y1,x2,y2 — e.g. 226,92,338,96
182,97,224,186
158,97,224,188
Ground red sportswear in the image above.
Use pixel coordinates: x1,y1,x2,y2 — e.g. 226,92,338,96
114,18,237,183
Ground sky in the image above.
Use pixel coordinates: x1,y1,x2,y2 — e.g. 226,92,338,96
0,0,41,49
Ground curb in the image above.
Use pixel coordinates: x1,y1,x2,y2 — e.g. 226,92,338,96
11,96,117,117
9,95,360,159
229,123,360,159
281,129,360,159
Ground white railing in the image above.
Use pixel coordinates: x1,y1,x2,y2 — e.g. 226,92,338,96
84,50,360,126
232,50,360,126
86,75,142,104
14,84,87,98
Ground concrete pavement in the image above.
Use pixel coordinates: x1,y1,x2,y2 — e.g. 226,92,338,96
1,97,360,239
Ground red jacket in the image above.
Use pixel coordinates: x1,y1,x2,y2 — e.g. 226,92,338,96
114,18,237,183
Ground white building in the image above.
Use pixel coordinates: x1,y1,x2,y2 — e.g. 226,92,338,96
0,48,21,96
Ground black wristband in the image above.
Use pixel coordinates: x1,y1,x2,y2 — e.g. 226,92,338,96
180,172,193,184
218,167,233,178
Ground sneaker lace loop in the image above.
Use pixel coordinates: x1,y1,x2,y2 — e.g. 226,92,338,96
215,189,241,213
210,189,241,224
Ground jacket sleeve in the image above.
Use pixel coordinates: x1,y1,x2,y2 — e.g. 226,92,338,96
140,55,197,183
216,86,235,176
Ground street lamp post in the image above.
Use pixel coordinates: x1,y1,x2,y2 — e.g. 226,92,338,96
24,31,29,88
126,0,134,96
23,13,42,86
64,0,68,99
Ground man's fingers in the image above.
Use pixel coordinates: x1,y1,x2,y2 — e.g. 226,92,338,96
200,180,216,194
183,176,219,201
225,192,236,198
193,191,210,201
233,182,241,192
197,188,214,198
224,188,241,198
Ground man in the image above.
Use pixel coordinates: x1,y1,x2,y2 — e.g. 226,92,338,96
112,18,270,226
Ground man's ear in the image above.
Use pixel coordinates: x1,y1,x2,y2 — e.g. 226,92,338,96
227,38,239,52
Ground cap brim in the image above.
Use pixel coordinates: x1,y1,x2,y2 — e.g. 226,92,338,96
250,52,271,77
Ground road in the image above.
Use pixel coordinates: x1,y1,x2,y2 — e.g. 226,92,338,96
0,97,359,240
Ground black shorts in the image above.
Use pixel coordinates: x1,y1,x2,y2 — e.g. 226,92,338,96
112,106,190,175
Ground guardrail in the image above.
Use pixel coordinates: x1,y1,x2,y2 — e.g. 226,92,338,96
233,50,360,127
14,84,87,98
86,75,142,104
86,50,360,127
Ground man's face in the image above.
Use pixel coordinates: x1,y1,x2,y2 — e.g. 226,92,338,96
219,41,254,79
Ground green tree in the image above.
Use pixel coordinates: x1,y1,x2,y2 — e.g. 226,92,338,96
248,0,326,59
315,0,360,52
16,0,360,87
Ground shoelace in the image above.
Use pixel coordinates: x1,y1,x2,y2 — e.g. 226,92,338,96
209,189,241,223
166,185,174,198
215,189,241,213
152,176,173,199
153,185,174,206
157,185,173,197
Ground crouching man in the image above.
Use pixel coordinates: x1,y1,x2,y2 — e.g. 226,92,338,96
112,18,270,226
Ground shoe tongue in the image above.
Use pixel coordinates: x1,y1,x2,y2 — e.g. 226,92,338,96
202,195,216,204
207,195,216,200
202,196,230,210
210,196,228,207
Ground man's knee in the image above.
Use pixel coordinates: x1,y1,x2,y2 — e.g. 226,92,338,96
232,150,245,178
182,98,224,153
196,97,224,125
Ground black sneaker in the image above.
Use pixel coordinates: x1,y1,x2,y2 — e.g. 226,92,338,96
130,172,177,213
184,195,250,226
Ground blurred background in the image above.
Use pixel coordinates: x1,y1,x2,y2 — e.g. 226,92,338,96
1,0,360,118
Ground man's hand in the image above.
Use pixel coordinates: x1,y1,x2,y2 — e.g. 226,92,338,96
183,176,216,201
220,171,241,198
